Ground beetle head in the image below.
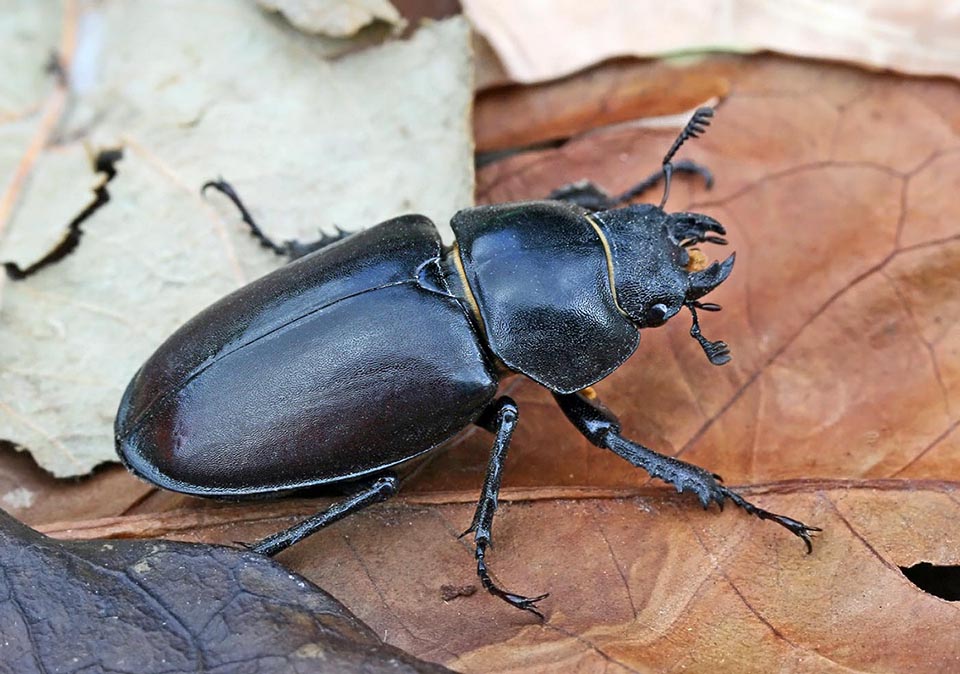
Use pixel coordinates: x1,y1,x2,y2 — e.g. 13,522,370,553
591,203,735,365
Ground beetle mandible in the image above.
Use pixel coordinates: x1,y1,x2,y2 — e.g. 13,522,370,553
6,108,819,618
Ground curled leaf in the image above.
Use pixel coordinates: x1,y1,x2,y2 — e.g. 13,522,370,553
259,0,405,38
0,507,451,673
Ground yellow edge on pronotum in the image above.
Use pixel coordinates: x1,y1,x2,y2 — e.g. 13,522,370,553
452,242,487,338
585,214,628,318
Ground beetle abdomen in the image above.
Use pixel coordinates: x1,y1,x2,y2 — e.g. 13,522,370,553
116,217,498,496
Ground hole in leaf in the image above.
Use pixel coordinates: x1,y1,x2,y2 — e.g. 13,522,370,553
899,562,960,601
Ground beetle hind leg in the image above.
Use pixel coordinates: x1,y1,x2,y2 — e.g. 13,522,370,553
554,391,821,553
201,178,351,261
462,396,549,619
250,474,398,557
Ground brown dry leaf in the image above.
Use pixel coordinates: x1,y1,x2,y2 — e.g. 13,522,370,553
10,53,959,672
38,482,960,672
463,1,960,85
475,59,732,153
0,2,473,477
259,0,405,37
424,54,960,496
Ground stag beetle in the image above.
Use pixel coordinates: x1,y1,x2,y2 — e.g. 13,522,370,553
4,108,819,618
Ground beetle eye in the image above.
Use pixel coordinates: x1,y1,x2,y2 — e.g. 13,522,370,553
649,303,669,323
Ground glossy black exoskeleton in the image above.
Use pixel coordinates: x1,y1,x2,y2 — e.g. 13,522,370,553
5,109,819,618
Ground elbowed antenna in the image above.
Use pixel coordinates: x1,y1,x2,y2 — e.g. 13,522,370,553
687,302,731,366
659,107,715,209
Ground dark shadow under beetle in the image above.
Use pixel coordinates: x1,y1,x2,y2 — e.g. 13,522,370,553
5,108,820,620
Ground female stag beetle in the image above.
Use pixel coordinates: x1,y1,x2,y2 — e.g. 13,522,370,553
5,108,819,618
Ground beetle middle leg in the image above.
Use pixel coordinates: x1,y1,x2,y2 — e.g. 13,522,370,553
461,396,549,618
201,178,351,261
250,474,398,557
554,391,821,552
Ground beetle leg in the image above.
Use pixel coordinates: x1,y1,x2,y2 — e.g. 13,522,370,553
547,181,618,211
461,396,549,619
612,159,713,208
250,474,398,557
547,160,712,212
553,391,822,553
3,149,122,280
201,178,351,261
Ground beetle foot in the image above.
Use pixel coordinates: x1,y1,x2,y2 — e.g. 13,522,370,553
717,487,823,554
664,466,821,553
495,590,550,619
475,542,548,620
201,179,352,260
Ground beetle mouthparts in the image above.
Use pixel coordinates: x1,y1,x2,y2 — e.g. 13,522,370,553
668,212,727,248
687,253,735,301
685,248,708,272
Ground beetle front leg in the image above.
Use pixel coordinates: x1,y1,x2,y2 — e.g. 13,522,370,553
547,160,713,212
251,474,398,556
553,391,821,552
201,178,351,261
461,396,549,619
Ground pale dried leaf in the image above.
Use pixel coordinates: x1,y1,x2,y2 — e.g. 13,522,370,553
0,3,473,477
463,1,960,84
0,148,253,477
259,0,405,37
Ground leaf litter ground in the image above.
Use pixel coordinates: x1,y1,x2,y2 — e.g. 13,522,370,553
2,29,959,674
